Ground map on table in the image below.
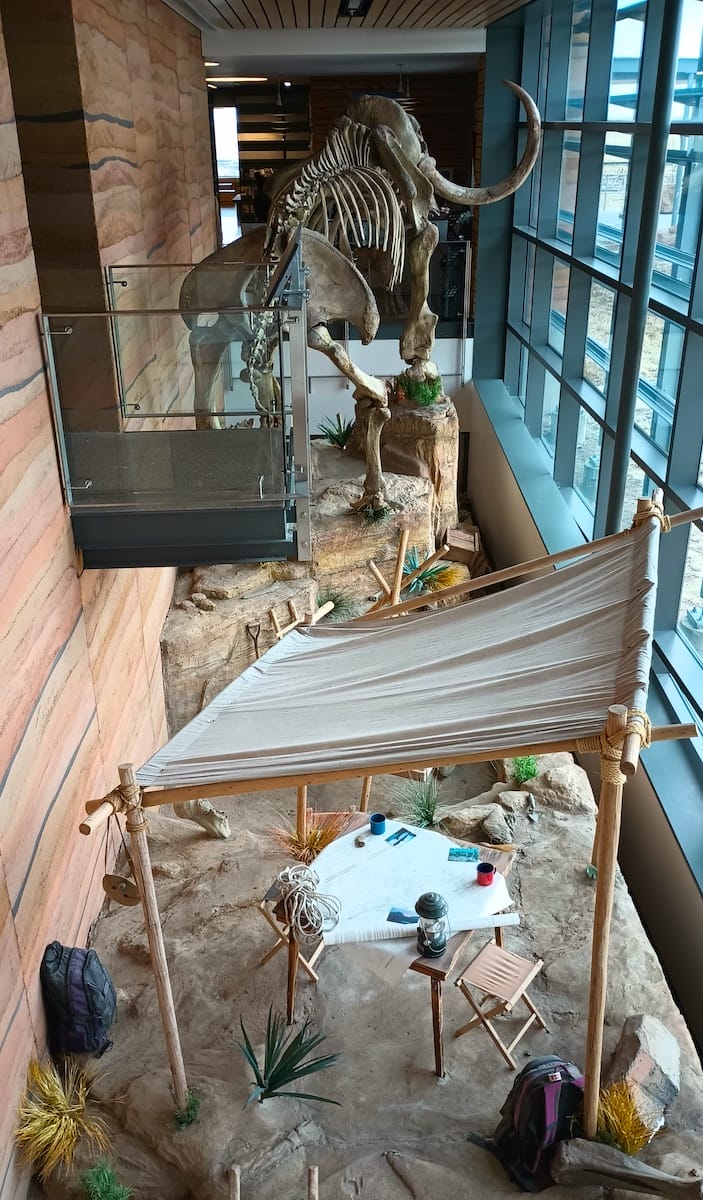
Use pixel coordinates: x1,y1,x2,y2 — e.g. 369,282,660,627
314,819,513,946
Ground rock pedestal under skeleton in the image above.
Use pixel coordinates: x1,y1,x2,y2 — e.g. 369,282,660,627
348,393,459,536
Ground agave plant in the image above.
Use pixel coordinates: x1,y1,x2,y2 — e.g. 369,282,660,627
237,1007,340,1105
317,413,354,449
15,1059,110,1182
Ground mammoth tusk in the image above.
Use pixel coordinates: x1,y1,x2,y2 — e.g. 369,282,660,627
420,80,541,207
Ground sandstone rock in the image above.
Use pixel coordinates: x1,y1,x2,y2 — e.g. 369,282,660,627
190,591,216,612
190,561,274,600
481,807,515,844
528,764,596,813
172,798,230,839
606,1013,681,1131
150,859,185,879
161,576,318,734
435,802,502,838
348,395,459,535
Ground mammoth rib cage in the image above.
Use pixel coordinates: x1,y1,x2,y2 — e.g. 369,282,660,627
306,167,405,287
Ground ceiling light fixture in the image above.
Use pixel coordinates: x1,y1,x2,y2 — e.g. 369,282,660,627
206,76,269,83
284,81,292,87
207,83,217,89
204,61,219,66
338,0,372,16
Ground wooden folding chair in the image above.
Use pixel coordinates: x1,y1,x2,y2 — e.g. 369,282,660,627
453,940,548,1068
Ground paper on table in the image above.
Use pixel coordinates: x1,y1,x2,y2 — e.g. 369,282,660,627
341,938,419,986
314,819,513,946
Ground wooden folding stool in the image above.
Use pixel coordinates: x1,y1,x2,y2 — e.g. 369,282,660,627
453,940,548,1069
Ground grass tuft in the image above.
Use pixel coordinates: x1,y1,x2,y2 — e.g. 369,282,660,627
511,754,539,785
597,1080,656,1155
14,1059,110,1182
317,414,354,449
172,1088,201,1129
394,777,441,828
316,587,356,622
237,1006,340,1106
80,1158,132,1200
396,371,444,407
268,811,354,864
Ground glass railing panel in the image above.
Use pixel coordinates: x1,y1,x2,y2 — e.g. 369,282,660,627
43,307,301,511
106,260,278,312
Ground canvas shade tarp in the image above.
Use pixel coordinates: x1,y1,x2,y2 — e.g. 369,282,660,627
137,521,658,791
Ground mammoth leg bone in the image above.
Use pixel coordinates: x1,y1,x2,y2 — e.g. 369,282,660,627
307,323,390,511
188,316,236,430
400,220,440,364
551,1139,703,1200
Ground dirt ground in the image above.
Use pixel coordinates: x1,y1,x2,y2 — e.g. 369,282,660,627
46,765,703,1200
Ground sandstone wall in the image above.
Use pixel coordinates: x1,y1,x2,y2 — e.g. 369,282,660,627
0,3,216,1194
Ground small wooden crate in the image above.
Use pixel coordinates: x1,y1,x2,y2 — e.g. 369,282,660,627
445,526,481,564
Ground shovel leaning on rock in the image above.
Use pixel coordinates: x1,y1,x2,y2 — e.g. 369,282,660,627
551,1139,703,1200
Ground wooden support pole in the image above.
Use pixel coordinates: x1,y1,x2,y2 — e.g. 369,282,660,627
391,528,410,606
118,764,189,1112
368,559,392,596
228,1164,241,1200
583,706,627,1139
359,776,373,813
296,784,308,841
287,933,299,1025
308,1165,319,1200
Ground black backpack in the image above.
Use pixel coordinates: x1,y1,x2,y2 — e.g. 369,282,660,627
40,942,117,1058
492,1055,584,1191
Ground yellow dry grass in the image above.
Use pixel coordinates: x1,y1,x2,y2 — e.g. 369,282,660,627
597,1079,656,1155
14,1058,110,1181
268,811,355,864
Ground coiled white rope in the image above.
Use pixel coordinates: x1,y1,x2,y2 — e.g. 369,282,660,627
276,864,341,940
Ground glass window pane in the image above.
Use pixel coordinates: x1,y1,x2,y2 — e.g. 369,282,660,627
622,461,654,527
213,108,239,179
541,370,560,457
584,281,616,394
523,243,536,327
652,136,702,302
678,524,703,665
595,135,632,268
548,261,569,354
567,1,591,120
574,409,602,509
636,314,682,454
557,132,580,246
671,0,703,124
608,1,645,122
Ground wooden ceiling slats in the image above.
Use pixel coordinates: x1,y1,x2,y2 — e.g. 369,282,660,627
182,0,530,28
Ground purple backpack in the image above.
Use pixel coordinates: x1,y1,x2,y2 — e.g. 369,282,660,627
40,942,116,1058
492,1055,584,1191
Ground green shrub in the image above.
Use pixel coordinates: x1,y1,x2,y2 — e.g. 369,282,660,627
512,754,539,785
172,1088,200,1129
81,1159,132,1200
237,1007,340,1106
397,371,444,407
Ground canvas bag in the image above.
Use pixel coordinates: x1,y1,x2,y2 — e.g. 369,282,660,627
40,941,117,1058
492,1055,584,1191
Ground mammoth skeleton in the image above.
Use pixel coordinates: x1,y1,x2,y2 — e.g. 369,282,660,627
180,81,541,512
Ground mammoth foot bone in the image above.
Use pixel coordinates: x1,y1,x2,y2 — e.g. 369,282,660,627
551,1138,703,1200
172,798,231,839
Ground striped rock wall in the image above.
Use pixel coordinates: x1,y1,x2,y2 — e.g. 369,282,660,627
0,2,216,1195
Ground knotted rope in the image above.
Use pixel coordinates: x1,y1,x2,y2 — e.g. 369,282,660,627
576,709,652,784
276,864,341,941
631,496,671,532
